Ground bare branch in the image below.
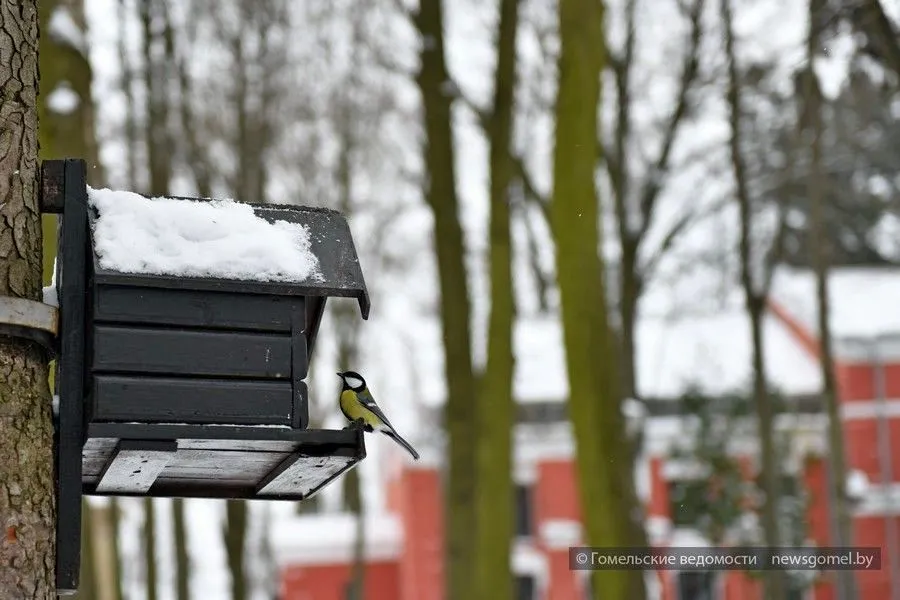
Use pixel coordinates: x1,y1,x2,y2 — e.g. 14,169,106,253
641,197,730,278
516,197,553,312
511,154,550,222
610,0,637,246
635,0,704,240
451,76,550,224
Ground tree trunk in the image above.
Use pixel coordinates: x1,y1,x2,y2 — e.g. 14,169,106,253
118,0,137,191
141,0,172,197
173,499,190,600
90,502,121,600
143,499,158,600
618,248,640,400
224,502,248,600
110,499,125,600
0,4,55,599
550,1,646,598
413,3,479,599
76,503,96,600
720,1,786,598
805,2,856,598
853,0,900,79
474,0,519,598
333,115,365,600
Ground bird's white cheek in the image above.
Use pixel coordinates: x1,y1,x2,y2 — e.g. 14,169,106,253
346,376,363,388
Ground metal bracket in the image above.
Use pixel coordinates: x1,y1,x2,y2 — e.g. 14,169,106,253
0,296,59,355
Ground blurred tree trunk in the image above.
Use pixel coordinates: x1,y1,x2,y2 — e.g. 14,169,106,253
549,1,646,599
119,0,138,191
143,499,158,600
90,502,121,600
77,503,96,600
109,500,125,600
851,0,900,78
474,0,519,599
224,502,247,600
333,101,366,600
141,0,173,197
0,2,57,599
610,0,703,403
173,499,190,600
805,1,857,598
37,0,103,279
139,1,174,596
413,3,480,599
720,1,786,598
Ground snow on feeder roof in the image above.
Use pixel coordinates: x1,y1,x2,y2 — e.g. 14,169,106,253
86,187,369,319
88,188,323,284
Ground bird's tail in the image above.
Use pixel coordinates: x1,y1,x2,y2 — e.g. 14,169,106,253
383,429,420,460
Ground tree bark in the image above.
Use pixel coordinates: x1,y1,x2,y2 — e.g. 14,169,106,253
550,1,646,598
720,1,786,598
474,0,519,598
0,3,55,599
413,3,480,599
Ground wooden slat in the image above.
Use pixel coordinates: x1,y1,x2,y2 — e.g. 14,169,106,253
93,285,296,331
257,454,356,497
87,422,361,443
96,440,177,493
93,325,292,378
291,302,308,428
92,375,293,425
56,159,88,594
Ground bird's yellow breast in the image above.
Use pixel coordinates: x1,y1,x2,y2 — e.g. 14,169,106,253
340,389,379,427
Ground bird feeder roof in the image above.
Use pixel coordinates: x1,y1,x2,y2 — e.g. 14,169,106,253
86,190,370,319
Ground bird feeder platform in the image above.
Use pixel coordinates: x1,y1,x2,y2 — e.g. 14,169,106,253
42,159,370,594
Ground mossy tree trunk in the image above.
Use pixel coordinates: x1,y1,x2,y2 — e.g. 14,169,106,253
0,3,55,599
474,0,520,598
413,3,480,599
550,1,646,598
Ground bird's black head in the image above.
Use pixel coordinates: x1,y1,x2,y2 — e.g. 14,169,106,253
337,370,366,391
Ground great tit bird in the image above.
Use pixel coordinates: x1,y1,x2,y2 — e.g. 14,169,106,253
337,370,420,461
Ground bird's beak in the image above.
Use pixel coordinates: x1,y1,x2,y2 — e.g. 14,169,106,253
336,372,343,378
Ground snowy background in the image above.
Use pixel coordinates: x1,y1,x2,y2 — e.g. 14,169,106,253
50,0,900,597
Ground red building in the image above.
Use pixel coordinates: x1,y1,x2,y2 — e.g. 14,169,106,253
273,268,900,600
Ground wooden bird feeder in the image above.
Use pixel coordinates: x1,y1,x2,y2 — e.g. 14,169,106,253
40,159,369,594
